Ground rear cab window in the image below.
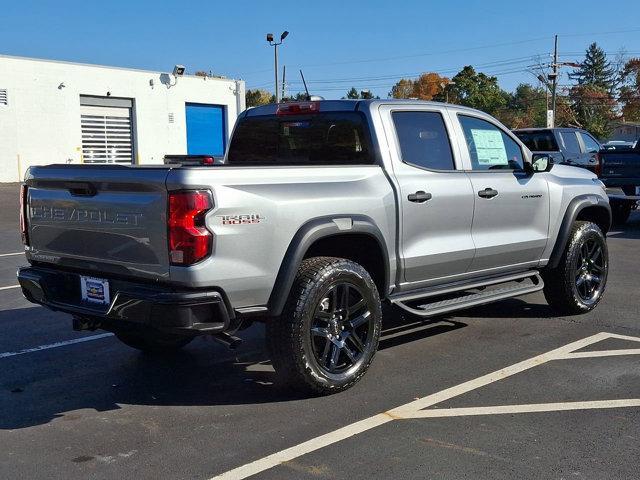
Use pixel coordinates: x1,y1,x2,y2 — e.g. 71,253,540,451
392,111,455,170
458,115,524,171
579,132,601,153
558,130,581,154
227,112,374,166
513,130,559,152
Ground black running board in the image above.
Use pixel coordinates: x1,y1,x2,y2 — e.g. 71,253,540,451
390,271,544,318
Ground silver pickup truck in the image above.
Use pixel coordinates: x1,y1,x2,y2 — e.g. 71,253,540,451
18,100,611,394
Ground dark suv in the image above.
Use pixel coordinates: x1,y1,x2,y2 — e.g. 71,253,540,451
513,128,601,173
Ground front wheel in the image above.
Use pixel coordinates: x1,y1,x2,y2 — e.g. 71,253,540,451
542,221,608,315
266,257,382,395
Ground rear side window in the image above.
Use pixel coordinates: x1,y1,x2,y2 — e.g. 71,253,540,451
458,115,524,171
513,130,559,151
558,131,581,154
227,112,374,165
579,132,600,153
392,111,455,170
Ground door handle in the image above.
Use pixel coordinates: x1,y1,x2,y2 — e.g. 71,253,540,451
478,188,498,199
407,191,432,203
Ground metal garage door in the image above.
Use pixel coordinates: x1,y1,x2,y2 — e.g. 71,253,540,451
185,103,225,156
80,101,134,164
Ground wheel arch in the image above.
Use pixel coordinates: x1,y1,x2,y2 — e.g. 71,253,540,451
548,195,611,269
267,215,390,317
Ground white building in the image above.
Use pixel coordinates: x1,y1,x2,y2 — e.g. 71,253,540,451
0,54,246,182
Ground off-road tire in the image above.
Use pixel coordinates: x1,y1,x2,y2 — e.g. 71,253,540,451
542,221,608,315
115,331,193,353
266,257,383,395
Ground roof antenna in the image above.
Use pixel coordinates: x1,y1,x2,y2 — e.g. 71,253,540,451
300,69,310,100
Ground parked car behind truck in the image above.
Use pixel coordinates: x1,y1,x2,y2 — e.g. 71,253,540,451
598,140,640,224
513,127,602,172
18,100,611,394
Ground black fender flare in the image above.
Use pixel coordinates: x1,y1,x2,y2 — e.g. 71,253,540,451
548,194,611,269
267,215,390,317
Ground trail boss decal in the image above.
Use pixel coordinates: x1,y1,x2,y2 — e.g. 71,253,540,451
218,214,264,225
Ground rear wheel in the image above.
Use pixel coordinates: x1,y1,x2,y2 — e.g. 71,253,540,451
542,221,608,315
115,330,193,353
266,257,382,395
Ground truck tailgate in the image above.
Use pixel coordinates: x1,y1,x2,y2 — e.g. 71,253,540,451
24,165,171,281
600,151,640,186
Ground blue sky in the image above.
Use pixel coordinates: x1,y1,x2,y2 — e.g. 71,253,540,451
2,0,640,99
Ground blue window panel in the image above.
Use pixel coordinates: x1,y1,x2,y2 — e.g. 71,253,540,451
185,103,225,156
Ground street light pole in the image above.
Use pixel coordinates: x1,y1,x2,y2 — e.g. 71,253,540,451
550,34,559,128
267,31,289,103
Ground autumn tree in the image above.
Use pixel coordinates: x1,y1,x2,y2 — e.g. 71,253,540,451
389,78,415,99
619,58,640,121
245,89,275,107
389,73,449,100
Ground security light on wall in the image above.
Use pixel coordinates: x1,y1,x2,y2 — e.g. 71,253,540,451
172,65,186,76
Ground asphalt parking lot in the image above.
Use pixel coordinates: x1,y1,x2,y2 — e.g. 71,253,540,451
1,182,639,480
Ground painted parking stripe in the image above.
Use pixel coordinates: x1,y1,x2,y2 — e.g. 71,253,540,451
405,399,640,419
209,331,640,480
0,333,114,359
0,252,23,257
0,284,21,291
556,349,640,359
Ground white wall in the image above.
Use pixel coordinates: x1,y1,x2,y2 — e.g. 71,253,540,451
0,55,245,182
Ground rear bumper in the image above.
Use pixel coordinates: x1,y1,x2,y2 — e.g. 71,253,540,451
17,265,234,335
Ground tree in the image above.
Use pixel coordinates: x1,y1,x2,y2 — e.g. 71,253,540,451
619,58,640,122
569,43,617,93
437,66,508,115
495,83,548,128
568,43,619,138
388,73,449,100
345,87,360,99
342,88,380,99
245,89,274,107
412,73,449,100
389,78,415,99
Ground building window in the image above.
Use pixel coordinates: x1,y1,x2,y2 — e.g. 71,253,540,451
0,89,7,106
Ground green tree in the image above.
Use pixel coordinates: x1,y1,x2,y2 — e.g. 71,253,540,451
570,43,617,93
342,87,379,99
436,66,508,115
495,83,548,128
245,89,274,107
345,87,360,99
568,43,619,138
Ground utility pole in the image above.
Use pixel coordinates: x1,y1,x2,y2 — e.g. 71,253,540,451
266,31,289,103
549,34,559,128
282,65,286,100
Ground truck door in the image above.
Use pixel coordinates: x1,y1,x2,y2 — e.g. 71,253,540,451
451,113,550,274
380,105,476,286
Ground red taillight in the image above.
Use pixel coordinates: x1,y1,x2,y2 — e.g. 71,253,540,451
276,101,320,116
168,191,213,265
19,184,29,246
201,156,215,165
594,152,602,177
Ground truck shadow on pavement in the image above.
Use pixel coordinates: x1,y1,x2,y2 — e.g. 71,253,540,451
0,306,465,430
607,212,640,240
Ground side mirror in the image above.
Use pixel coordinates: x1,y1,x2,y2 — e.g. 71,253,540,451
527,154,553,173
